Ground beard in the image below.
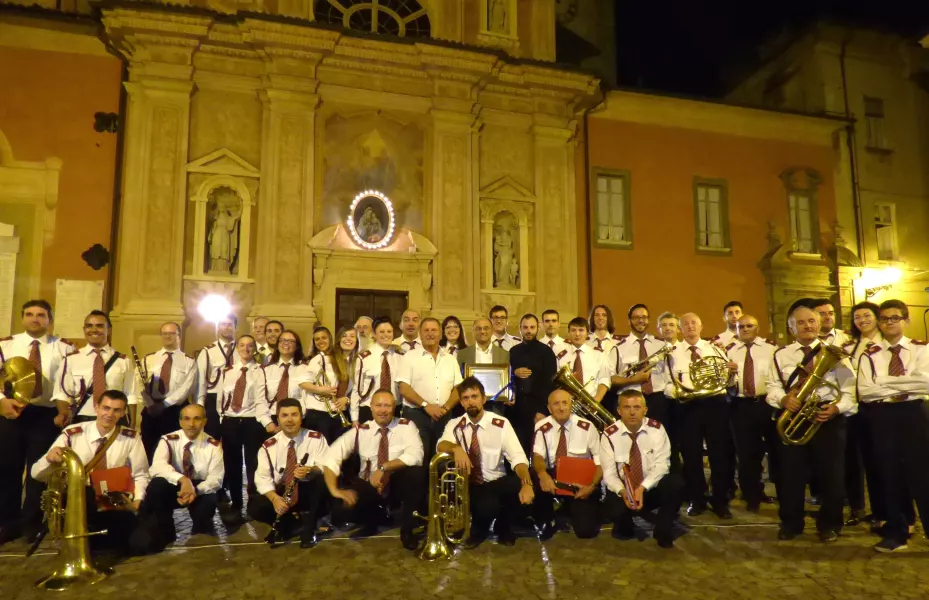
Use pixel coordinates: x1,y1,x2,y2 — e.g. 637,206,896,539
465,406,482,418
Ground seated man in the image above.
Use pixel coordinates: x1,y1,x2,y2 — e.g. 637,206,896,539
31,390,152,556
600,389,682,549
532,389,602,540
323,389,426,550
143,403,224,548
247,399,329,548
437,377,534,548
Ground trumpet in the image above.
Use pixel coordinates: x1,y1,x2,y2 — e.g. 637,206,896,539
620,343,673,378
314,361,350,428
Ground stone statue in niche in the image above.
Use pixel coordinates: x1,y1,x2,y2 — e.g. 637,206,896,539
205,185,242,275
508,257,519,287
488,0,508,34
493,212,518,289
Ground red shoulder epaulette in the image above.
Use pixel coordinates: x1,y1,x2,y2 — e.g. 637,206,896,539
360,423,370,430
398,418,410,425
0,335,13,342
205,343,216,349
578,420,591,431
491,418,504,428
263,438,277,448
725,342,737,351
307,431,322,439
207,437,220,447
165,433,180,441
359,350,371,358
764,338,777,346
647,418,662,429
538,422,553,433
64,425,83,437
912,340,928,346
865,345,882,355
61,338,75,346
117,353,127,360
556,349,568,360
510,335,521,342
120,428,137,438
605,424,618,435
709,335,721,342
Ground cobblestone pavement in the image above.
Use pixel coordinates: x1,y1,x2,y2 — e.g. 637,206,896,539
2,498,927,600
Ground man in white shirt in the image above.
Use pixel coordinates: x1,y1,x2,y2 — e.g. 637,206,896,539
712,301,743,347
538,309,565,351
264,320,284,361
813,299,850,347
657,312,681,345
438,377,534,547
354,316,375,353
725,315,778,512
766,300,855,543
489,305,522,350
587,305,622,354
857,299,929,552
31,390,152,556
557,317,608,399
0,299,75,545
532,389,602,540
140,322,198,460
195,314,237,439
393,309,422,354
398,318,463,458
600,389,682,548
323,390,425,550
143,403,224,547
248,399,329,549
251,316,270,363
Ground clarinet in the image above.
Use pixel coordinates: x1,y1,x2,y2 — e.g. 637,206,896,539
266,452,309,546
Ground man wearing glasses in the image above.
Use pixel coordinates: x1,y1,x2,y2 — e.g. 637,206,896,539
141,322,198,460
489,305,522,351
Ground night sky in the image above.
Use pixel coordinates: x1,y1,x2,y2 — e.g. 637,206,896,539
613,0,929,97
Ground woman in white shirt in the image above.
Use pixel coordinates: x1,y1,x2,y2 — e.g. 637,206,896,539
300,326,354,443
257,329,309,434
440,316,468,356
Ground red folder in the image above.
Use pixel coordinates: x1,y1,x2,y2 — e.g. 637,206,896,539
553,456,596,497
90,466,135,511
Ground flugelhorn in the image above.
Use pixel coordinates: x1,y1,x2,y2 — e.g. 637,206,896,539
776,344,849,446
415,451,470,561
314,358,350,428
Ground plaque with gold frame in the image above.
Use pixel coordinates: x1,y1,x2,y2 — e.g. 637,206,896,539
464,363,511,403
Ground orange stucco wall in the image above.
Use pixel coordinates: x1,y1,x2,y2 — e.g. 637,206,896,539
581,117,838,336
1,44,122,303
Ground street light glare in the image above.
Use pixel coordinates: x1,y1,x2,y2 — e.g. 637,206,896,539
198,294,232,324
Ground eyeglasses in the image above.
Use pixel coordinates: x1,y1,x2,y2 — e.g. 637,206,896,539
278,338,297,345
879,316,906,324
491,316,507,321
630,316,648,321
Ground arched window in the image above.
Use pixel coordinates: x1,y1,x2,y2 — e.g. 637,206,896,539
314,0,430,38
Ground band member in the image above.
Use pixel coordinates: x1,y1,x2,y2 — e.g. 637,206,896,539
195,314,237,439
248,399,329,549
657,312,681,344
55,311,139,428
539,309,565,351
489,305,522,350
393,309,422,353
532,389,602,540
766,301,855,542
31,390,152,556
601,389,683,548
558,317,608,400
457,319,508,421
140,322,197,461
300,326,353,443
725,315,779,511
323,389,425,549
440,316,468,356
265,320,284,358
257,330,308,433
354,316,374,353
713,301,743,347
216,334,268,520
857,300,929,552
813,299,850,347
144,403,224,548
664,312,732,518
509,314,557,452
587,305,621,353
438,377,534,547
398,318,462,457
598,304,671,424
251,316,270,363
0,300,74,545
352,317,401,424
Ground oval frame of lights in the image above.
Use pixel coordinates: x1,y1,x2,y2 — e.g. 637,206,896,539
346,189,396,250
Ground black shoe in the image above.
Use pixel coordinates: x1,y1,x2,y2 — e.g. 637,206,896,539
300,533,318,549
611,524,635,540
655,534,674,549
745,503,760,514
807,495,821,506
873,538,907,553
819,529,838,543
538,521,557,542
845,509,866,527
401,531,422,551
777,529,799,541
760,494,775,505
350,525,379,540
190,523,215,536
713,506,733,520
686,502,708,517
462,535,487,549
0,526,22,546
496,531,517,546
220,509,245,526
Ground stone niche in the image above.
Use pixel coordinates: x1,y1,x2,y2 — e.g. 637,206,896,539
480,176,535,315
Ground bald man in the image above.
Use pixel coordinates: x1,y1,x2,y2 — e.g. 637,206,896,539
393,310,422,354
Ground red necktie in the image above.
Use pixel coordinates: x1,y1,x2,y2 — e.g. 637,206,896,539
548,340,555,349
231,367,248,413
555,425,568,460
468,424,484,484
92,349,106,407
29,340,43,397
626,431,644,491
689,345,700,362
888,346,906,376
274,364,290,402
742,345,755,396
284,440,298,506
595,338,605,352
796,347,816,388
91,437,108,472
495,338,504,347
380,352,391,390
408,341,417,350
638,339,653,394
182,441,195,480
377,427,391,495
158,352,173,395
572,349,584,382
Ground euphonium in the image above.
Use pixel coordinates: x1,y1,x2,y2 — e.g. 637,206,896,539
314,363,350,428
414,451,470,561
35,447,109,590
669,349,731,402
776,344,849,446
553,365,615,432
620,343,673,378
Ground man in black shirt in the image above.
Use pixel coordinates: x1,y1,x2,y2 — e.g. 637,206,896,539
508,314,558,452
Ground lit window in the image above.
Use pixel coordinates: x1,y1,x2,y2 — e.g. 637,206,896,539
874,202,897,261
864,96,887,150
694,181,730,252
314,0,430,38
593,171,631,247
788,192,815,253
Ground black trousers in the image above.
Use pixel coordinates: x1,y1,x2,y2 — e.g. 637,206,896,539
844,411,886,517
730,396,780,505
141,404,184,462
532,486,600,538
247,477,327,537
678,395,731,507
864,401,929,542
220,417,268,507
81,487,155,556
470,474,521,537
331,467,427,536
303,409,350,444
403,406,452,460
203,392,221,440
505,402,540,455
0,404,59,535
604,473,683,538
776,415,846,534
140,477,217,549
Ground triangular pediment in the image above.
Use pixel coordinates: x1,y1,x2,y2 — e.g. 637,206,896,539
186,148,260,178
480,175,534,200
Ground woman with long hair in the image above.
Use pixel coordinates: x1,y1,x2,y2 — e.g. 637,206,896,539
300,326,353,442
440,315,468,355
351,316,400,425
257,329,308,433
308,326,331,359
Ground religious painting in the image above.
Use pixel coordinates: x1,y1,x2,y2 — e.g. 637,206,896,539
347,190,395,250
204,185,242,275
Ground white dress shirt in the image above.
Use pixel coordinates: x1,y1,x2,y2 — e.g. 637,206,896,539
538,334,565,354
217,361,269,425
586,332,620,354
439,412,528,482
843,335,883,368
393,336,422,355
323,417,424,476
765,339,856,414
257,360,309,418
473,343,496,364
857,337,929,403
532,414,600,470
31,423,151,500
662,338,729,397
599,419,670,495
820,328,851,348
143,348,197,408
350,346,401,421
713,329,737,347
397,346,463,408
727,338,777,397
255,429,329,495
304,353,347,414
55,345,140,417
195,340,237,405
556,344,608,397
491,333,522,352
149,429,224,495
599,334,670,393
0,332,75,407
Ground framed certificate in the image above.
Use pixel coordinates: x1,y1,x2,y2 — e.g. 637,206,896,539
464,363,511,403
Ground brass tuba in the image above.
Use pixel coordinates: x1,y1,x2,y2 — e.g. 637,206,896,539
35,447,109,590
553,365,616,432
414,451,470,561
0,356,39,403
669,350,731,402
776,344,849,446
